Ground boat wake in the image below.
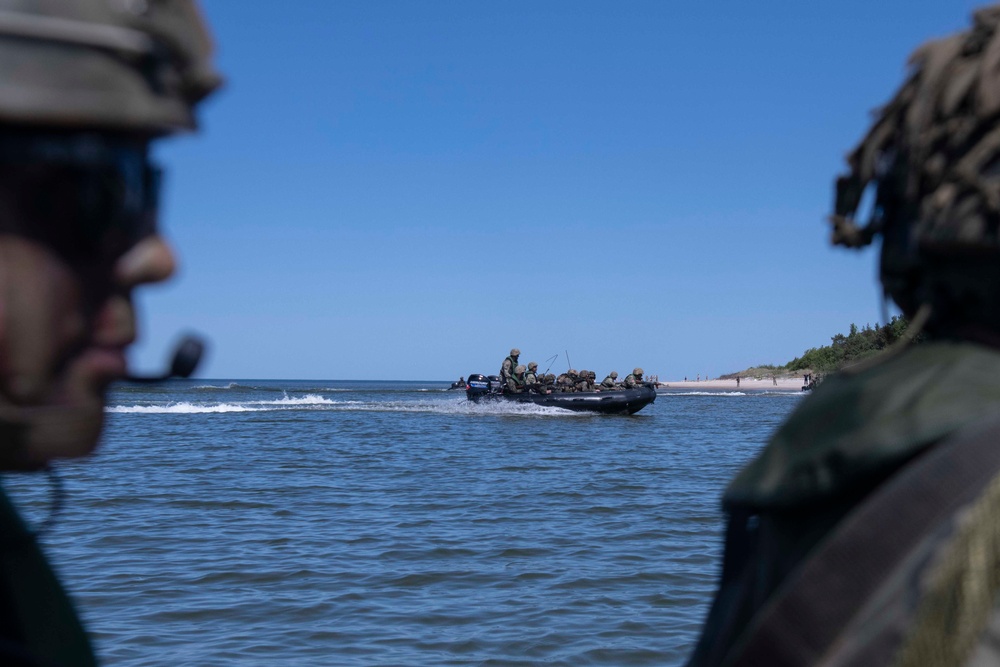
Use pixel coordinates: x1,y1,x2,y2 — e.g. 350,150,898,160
108,395,581,417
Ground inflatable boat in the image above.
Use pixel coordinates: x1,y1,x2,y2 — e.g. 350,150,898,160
465,374,656,415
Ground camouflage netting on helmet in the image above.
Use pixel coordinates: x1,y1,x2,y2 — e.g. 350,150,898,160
831,4,1000,336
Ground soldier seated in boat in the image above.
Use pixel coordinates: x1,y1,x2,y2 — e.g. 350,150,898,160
524,362,539,385
623,367,645,388
506,365,527,393
601,371,620,390
556,369,579,392
576,370,597,392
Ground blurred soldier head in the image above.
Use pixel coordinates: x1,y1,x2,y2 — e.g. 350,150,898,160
514,364,525,375
830,6,1000,339
0,1,220,469
527,361,537,371
633,367,644,376
610,371,618,379
568,369,578,376
510,348,520,357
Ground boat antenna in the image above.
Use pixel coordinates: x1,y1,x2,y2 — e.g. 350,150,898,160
541,354,559,376
565,350,572,371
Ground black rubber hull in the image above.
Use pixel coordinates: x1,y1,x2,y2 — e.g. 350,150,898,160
467,386,656,415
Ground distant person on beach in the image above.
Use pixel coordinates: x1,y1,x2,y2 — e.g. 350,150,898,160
687,6,1000,664
736,376,740,388
601,371,619,389
0,1,219,664
499,348,520,384
623,368,644,388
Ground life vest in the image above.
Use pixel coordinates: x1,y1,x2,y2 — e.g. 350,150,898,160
500,355,518,380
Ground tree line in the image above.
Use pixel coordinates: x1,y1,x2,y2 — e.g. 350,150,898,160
785,316,921,373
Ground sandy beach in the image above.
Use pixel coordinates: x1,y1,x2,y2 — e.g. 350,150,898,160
657,377,805,392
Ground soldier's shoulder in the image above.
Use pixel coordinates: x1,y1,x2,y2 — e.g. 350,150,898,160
725,342,1000,510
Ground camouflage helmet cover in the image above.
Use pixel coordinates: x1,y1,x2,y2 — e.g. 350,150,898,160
514,364,525,374
633,367,644,376
527,361,537,370
567,369,577,375
830,5,1000,334
0,0,221,134
510,348,520,356
610,371,618,378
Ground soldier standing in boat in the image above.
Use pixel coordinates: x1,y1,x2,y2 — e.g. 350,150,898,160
0,1,220,663
687,5,1000,664
500,348,520,384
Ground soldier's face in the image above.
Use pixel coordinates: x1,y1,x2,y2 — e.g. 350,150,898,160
0,178,175,468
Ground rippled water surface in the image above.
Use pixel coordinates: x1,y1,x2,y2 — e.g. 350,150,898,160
3,381,802,666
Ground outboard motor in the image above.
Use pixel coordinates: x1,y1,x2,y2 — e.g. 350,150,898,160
466,374,491,401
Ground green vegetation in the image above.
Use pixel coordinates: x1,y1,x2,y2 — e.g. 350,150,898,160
786,316,917,373
722,316,922,379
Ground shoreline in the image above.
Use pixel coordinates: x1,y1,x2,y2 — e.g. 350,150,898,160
657,377,805,392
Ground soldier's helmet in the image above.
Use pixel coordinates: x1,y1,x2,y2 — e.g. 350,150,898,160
514,364,525,374
510,348,520,357
610,371,618,378
528,361,538,370
830,6,1000,336
589,371,597,379
568,369,578,375
545,373,556,382
0,1,221,134
633,367,644,376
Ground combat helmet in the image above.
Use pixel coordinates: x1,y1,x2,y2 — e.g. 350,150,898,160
527,361,538,370
514,364,526,374
830,6,1000,336
633,367,644,376
0,1,221,134
610,371,618,379
510,348,520,357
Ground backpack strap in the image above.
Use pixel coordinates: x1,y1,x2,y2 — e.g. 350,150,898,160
725,415,1000,667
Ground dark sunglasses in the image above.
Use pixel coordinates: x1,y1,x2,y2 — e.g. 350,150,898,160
0,131,161,265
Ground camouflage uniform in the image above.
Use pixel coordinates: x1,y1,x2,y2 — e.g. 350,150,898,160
600,371,619,390
505,364,526,393
623,367,644,389
688,7,1000,665
557,369,579,392
524,362,538,385
500,348,520,384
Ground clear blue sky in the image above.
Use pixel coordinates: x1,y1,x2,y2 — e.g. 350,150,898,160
131,1,984,381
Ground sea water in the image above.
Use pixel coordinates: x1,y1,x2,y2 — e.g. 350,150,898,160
2,381,802,666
